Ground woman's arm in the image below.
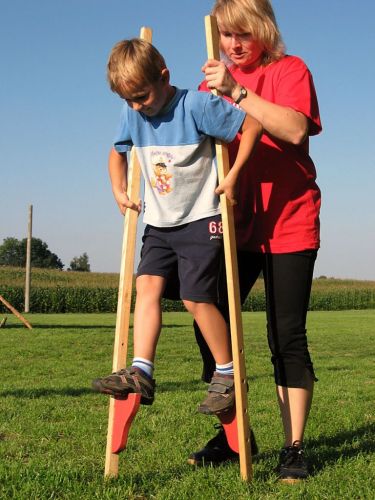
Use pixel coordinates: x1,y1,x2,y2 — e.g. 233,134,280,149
203,59,308,145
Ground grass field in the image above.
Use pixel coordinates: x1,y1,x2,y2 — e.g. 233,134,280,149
1,311,374,499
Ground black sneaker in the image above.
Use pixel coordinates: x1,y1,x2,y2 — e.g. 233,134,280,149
187,424,258,466
92,367,155,405
277,441,309,482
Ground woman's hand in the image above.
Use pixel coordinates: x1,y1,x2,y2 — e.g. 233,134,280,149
202,59,237,97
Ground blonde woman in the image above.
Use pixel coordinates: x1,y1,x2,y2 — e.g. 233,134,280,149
190,0,322,482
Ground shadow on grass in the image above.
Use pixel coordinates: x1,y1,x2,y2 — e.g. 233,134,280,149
234,423,375,482
157,379,206,394
0,380,206,398
0,387,93,398
0,376,268,399
0,323,184,330
30,324,115,331
307,423,375,473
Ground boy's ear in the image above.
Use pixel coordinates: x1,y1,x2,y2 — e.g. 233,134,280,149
160,68,170,84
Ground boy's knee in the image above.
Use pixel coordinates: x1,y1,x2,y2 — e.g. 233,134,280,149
183,299,196,314
136,275,165,299
183,299,209,314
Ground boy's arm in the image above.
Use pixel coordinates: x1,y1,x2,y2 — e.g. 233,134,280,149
108,147,141,215
215,115,263,205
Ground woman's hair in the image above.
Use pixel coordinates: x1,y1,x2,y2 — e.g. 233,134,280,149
107,39,166,96
212,0,285,65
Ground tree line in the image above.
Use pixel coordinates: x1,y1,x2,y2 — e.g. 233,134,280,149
0,237,90,272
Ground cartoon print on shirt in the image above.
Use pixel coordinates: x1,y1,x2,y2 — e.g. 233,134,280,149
150,152,173,195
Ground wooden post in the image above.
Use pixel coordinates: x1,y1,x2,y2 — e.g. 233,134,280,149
104,26,153,479
25,204,33,313
205,15,253,482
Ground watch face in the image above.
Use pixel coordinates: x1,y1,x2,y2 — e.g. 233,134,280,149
236,87,247,103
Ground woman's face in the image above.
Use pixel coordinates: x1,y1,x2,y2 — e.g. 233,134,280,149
218,25,263,69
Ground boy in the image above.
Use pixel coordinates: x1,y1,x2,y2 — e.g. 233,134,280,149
92,39,262,415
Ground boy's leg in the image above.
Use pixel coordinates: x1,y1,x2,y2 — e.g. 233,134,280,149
93,224,175,403
194,251,263,382
184,300,235,415
188,252,263,464
133,274,166,362
92,274,166,403
184,301,231,365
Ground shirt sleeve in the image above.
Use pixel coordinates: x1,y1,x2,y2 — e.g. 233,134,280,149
193,92,246,143
274,56,322,136
113,105,133,153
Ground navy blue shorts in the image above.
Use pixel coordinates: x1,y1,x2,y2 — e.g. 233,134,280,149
137,215,224,303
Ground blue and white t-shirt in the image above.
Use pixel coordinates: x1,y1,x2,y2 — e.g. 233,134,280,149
114,88,245,227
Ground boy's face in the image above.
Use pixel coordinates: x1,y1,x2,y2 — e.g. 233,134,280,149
122,69,173,117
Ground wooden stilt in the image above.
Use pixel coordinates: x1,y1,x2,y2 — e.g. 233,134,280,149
104,25,153,480
0,294,32,330
205,15,253,482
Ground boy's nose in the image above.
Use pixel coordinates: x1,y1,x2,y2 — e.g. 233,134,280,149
132,102,144,112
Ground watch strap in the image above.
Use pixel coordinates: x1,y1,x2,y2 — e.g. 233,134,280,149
234,86,247,105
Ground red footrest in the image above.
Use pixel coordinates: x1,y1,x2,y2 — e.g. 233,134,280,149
218,407,239,453
112,394,141,454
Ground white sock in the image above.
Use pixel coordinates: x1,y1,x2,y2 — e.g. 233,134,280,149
132,357,154,378
216,361,234,376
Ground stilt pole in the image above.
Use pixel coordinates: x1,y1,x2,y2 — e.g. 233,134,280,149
104,26,153,479
205,15,253,482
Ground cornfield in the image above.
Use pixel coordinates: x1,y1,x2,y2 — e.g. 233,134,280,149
1,266,374,313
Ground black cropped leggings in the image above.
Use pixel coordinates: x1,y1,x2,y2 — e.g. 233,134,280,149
194,250,318,388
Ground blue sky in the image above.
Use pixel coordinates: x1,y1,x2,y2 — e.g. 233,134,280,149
1,0,374,279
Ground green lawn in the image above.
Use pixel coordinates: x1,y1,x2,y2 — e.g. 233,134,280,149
0,311,374,499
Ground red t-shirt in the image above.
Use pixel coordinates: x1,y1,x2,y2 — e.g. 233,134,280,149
199,55,322,253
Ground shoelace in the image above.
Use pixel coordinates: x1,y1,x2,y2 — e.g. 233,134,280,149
280,441,305,467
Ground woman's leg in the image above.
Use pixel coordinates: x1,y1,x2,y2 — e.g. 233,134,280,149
276,382,313,446
263,251,317,447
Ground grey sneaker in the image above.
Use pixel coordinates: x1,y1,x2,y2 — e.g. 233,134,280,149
92,367,155,405
277,441,309,482
198,372,235,415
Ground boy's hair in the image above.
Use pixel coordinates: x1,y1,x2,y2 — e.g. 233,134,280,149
212,0,285,65
107,38,166,97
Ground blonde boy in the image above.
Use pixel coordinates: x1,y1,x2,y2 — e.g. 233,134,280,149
93,39,262,415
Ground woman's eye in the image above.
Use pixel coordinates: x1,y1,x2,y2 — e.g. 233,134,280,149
239,32,252,41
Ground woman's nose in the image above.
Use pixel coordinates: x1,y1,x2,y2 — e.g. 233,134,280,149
231,34,242,47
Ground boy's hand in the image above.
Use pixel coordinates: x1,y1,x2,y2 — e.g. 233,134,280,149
114,191,141,215
215,177,238,206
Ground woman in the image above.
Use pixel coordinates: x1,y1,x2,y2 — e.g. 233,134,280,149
189,0,322,482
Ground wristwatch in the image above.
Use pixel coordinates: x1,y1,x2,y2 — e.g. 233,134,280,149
234,86,247,105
